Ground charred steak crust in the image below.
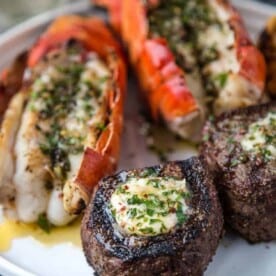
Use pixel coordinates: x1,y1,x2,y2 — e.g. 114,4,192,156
201,102,276,243
81,157,223,276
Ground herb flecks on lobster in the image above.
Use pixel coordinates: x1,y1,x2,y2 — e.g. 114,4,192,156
28,16,126,216
95,0,266,140
0,16,126,226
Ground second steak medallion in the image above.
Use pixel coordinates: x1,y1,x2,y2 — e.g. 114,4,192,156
201,102,276,242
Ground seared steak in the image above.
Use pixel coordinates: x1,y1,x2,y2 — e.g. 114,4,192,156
81,157,223,276
201,102,276,243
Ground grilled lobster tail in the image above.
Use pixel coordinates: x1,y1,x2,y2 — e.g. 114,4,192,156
0,16,126,225
28,16,126,215
259,16,276,98
95,0,266,141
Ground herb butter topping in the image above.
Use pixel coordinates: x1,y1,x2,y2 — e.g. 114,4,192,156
109,176,191,236
241,112,276,161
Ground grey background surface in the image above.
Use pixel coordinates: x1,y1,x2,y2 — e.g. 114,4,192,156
0,0,76,32
0,0,275,33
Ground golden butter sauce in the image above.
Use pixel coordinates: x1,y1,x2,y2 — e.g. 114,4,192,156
0,217,81,252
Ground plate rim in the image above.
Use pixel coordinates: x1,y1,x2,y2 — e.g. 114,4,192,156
0,0,90,42
0,0,275,275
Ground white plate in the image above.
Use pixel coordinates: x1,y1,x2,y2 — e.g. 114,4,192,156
0,1,275,275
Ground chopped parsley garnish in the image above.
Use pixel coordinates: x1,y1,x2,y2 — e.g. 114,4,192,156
140,167,158,177
227,136,235,144
96,122,107,132
176,204,187,225
37,213,52,233
214,73,228,88
230,159,240,167
147,178,162,188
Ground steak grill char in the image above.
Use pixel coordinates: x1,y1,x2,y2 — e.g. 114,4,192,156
201,102,276,243
81,157,223,276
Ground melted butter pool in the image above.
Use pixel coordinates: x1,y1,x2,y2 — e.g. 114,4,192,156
0,216,81,252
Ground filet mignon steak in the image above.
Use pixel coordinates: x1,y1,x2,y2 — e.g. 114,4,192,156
81,157,223,276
